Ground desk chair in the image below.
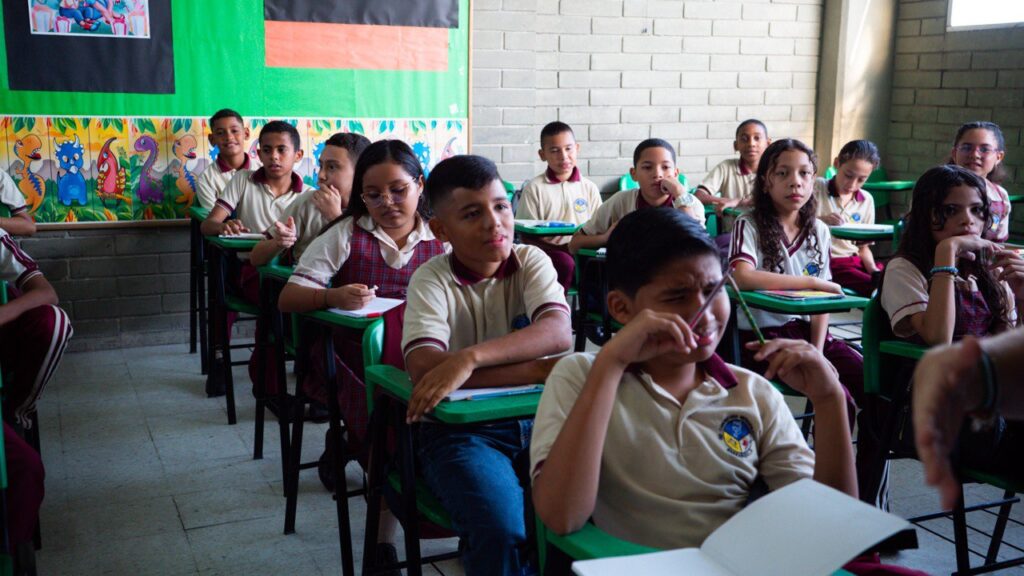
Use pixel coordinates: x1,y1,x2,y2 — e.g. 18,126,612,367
188,206,211,374
862,297,1021,575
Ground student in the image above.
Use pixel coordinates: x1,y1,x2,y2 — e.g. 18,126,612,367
877,164,1023,508
728,139,862,432
250,132,371,266
200,120,308,394
569,138,703,254
949,121,1011,243
531,208,924,576
0,230,72,430
402,154,572,575
695,118,770,213
196,109,256,210
277,139,444,463
815,140,882,296
515,121,602,290
0,170,36,236
913,328,1024,509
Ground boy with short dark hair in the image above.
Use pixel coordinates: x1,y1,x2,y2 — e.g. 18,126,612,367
695,118,770,212
196,109,257,210
516,121,602,290
569,138,703,254
402,155,573,575
532,208,856,550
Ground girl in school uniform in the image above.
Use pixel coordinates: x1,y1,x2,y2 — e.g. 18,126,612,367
874,164,1024,508
815,140,882,296
278,139,445,465
949,121,1012,242
728,138,863,431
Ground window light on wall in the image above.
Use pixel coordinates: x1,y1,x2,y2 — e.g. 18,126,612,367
948,0,1024,29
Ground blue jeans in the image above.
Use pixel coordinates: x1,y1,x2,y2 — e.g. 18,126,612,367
417,418,534,576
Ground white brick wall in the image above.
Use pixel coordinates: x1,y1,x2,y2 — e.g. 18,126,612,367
471,0,823,191
886,0,1024,232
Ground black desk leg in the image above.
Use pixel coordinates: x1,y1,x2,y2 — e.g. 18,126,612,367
323,325,356,576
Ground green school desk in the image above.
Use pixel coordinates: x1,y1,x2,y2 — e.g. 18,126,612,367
204,234,261,425
704,204,719,237
288,308,385,576
829,223,895,242
253,262,295,467
188,206,211,372
362,364,542,574
514,219,579,237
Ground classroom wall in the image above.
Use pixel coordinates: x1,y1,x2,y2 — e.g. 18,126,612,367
885,0,1024,230
470,0,825,193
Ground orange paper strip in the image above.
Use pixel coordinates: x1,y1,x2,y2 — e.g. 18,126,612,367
265,21,449,71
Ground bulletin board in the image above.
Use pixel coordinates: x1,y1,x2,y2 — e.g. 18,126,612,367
0,1,470,227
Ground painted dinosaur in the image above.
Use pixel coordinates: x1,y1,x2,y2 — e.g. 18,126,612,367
13,134,45,214
54,136,88,206
171,134,198,210
96,136,128,207
134,134,163,204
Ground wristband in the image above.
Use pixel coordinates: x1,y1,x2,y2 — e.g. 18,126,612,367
929,265,958,277
672,193,695,208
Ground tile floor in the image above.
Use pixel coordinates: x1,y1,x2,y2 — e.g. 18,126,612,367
31,321,1024,575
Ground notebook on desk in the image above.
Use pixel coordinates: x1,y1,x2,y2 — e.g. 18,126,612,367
217,232,266,240
444,384,543,402
516,219,576,228
757,289,844,300
830,223,894,233
571,479,910,576
327,297,403,318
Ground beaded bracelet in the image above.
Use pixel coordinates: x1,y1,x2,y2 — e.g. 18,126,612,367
929,265,958,277
968,348,999,432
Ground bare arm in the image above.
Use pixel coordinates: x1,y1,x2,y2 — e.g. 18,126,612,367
858,244,879,273
248,238,282,267
731,261,840,292
907,238,963,346
278,282,375,314
0,274,57,326
405,311,572,421
200,205,248,236
0,214,36,236
568,227,613,254
809,313,829,350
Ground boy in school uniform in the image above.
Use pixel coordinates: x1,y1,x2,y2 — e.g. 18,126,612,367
200,120,308,394
515,121,602,290
0,230,72,430
250,132,371,266
569,138,703,254
195,109,257,210
0,170,36,236
531,210,922,576
402,155,573,575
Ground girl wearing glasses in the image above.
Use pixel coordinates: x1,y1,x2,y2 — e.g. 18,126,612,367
278,140,446,564
949,121,1010,242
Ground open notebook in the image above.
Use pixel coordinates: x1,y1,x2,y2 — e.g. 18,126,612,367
757,289,844,300
218,232,267,240
327,297,403,318
444,384,543,402
572,479,910,576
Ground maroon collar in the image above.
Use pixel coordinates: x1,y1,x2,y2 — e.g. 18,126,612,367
636,189,672,210
545,166,581,184
251,167,303,194
738,160,753,176
699,353,738,389
450,251,522,286
827,178,864,203
216,153,251,174
626,353,738,390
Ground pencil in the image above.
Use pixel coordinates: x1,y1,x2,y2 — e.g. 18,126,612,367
726,274,766,345
688,274,730,329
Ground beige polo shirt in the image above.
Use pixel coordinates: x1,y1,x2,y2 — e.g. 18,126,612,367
289,214,442,289
196,154,257,210
813,178,876,259
0,230,42,289
699,158,756,201
0,171,27,216
530,352,814,550
402,244,570,358
215,168,309,234
516,167,603,246
579,188,704,238
269,189,331,260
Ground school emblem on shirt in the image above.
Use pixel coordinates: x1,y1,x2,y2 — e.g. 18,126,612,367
851,213,861,222
719,415,754,458
802,262,821,277
573,197,588,214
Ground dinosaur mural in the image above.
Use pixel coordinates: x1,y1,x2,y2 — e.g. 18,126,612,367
54,136,88,206
13,135,45,214
96,137,128,207
133,134,163,204
171,134,198,210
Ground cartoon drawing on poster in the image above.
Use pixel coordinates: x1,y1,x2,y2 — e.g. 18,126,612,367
29,0,149,38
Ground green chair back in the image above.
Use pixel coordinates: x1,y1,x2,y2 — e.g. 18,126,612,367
861,296,886,396
824,166,836,180
617,173,688,192
867,167,889,183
